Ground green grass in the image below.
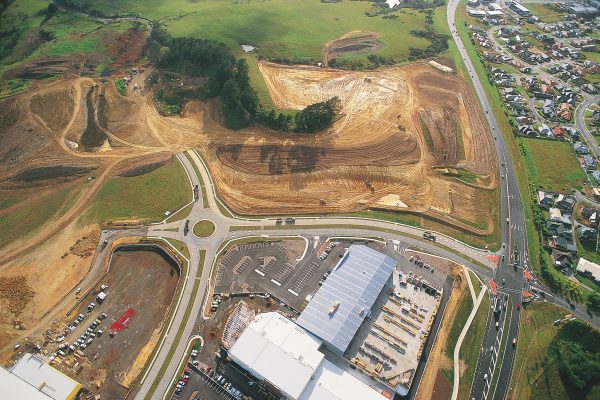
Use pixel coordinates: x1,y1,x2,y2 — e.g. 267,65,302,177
165,238,190,260
508,302,600,400
0,183,82,248
115,79,127,96
447,289,473,355
469,270,483,295
458,292,490,400
84,158,190,224
229,225,262,232
520,138,586,193
0,191,27,211
575,271,600,292
193,220,215,238
165,202,193,223
523,3,565,23
0,79,32,98
77,0,433,61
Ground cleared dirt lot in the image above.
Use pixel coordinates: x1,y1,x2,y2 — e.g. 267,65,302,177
0,61,496,243
54,246,179,399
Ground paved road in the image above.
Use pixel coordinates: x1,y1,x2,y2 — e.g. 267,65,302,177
446,1,528,399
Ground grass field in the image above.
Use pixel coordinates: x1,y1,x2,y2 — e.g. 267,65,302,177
520,138,585,193
84,158,190,224
508,302,600,400
1,0,139,79
0,183,82,248
445,283,472,381
523,3,565,23
76,0,432,61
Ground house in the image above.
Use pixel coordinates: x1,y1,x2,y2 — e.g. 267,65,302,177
592,170,600,184
552,249,574,269
578,226,597,242
538,124,553,138
552,126,566,138
538,191,555,208
581,207,599,226
574,141,589,155
556,194,576,212
584,154,597,171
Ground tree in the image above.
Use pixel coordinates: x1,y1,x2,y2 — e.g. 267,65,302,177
221,79,248,130
555,340,600,390
588,291,600,312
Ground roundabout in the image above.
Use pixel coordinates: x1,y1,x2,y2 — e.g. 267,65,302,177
193,219,216,238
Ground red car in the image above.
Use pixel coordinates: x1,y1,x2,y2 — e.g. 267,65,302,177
516,304,521,311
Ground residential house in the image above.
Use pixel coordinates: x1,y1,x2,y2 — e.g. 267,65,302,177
592,170,600,185
552,249,574,269
538,191,555,208
552,125,566,139
574,141,589,155
556,194,576,212
584,154,597,172
577,226,597,242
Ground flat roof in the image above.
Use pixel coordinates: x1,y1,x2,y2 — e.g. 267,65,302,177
296,245,397,355
1,353,81,400
228,312,324,400
577,258,600,281
299,359,388,400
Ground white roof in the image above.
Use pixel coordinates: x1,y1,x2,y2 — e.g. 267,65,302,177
299,359,388,400
1,353,81,400
487,10,504,16
576,258,600,281
228,312,324,400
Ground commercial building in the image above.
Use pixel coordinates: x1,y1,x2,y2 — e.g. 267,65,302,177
296,245,397,356
510,1,531,16
227,312,389,400
226,244,441,398
576,257,600,281
468,9,488,17
0,353,82,400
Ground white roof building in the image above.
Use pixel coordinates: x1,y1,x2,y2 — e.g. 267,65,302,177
576,258,600,281
0,353,82,400
228,312,388,400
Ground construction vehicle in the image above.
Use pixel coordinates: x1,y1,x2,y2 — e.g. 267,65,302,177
184,219,190,235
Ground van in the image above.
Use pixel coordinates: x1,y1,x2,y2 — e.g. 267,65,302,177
87,338,93,345
57,350,66,357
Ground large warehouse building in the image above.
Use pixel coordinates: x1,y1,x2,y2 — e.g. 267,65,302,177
0,353,82,400
296,244,397,355
228,312,390,400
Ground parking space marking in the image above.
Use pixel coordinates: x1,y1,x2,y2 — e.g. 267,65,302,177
271,279,281,286
287,260,319,293
288,289,299,296
254,269,265,277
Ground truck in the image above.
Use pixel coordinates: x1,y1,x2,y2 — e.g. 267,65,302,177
96,292,107,303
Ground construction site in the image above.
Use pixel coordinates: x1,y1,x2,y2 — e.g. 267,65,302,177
10,244,181,399
0,60,496,241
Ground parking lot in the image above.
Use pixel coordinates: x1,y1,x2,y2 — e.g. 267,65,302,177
214,239,348,309
172,355,277,400
50,246,180,399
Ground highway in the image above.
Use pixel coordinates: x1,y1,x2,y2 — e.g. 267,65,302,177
446,0,528,399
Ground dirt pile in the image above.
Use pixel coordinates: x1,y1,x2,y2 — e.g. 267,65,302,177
0,276,35,317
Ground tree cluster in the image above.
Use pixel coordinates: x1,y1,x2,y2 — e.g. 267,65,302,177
550,321,600,393
408,30,449,61
149,26,340,132
293,97,340,133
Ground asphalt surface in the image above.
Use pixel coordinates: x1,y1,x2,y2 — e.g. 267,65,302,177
446,0,528,398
